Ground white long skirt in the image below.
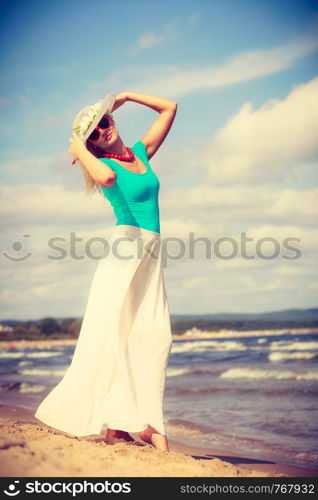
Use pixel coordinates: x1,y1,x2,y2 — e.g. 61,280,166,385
34,225,173,437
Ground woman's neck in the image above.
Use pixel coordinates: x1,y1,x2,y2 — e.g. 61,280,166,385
102,137,127,156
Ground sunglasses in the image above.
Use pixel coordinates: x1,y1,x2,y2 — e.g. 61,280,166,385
87,115,112,142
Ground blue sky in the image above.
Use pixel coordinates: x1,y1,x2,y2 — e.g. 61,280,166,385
1,0,318,319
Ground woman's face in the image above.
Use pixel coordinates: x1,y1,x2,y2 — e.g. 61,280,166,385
88,114,119,150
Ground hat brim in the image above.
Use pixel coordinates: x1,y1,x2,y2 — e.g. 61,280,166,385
79,93,116,142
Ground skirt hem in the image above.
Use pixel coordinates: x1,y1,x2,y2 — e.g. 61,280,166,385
34,412,153,437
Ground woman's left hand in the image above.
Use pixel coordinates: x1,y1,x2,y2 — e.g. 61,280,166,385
111,92,128,113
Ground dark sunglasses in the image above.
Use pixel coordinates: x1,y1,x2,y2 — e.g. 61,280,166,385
87,115,112,142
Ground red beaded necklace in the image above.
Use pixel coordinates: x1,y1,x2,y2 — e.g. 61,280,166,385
101,146,135,162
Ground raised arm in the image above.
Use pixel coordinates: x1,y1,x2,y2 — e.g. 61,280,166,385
69,136,117,188
116,91,178,160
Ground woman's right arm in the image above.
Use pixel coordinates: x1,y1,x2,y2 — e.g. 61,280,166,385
69,137,116,188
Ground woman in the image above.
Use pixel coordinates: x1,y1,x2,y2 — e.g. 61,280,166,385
34,91,178,452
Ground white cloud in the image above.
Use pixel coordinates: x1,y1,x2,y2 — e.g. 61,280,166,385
0,149,98,190
92,32,318,97
130,22,178,55
0,182,112,228
2,219,316,319
204,76,318,184
0,257,99,320
163,241,317,313
3,180,317,236
133,32,165,53
2,65,318,317
161,184,318,226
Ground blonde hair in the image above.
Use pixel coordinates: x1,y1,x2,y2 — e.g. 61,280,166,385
78,114,115,197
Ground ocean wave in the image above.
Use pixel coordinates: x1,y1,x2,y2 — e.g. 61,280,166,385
166,366,223,377
0,352,25,358
219,367,318,381
263,388,318,396
166,386,224,396
20,382,49,393
268,351,318,362
166,418,216,435
19,368,66,377
25,352,64,358
0,381,48,393
295,452,318,463
167,385,318,397
165,416,318,470
269,341,318,351
166,367,192,377
0,351,63,359
0,382,21,392
171,340,247,353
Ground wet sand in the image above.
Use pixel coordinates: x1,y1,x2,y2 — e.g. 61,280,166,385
0,405,317,478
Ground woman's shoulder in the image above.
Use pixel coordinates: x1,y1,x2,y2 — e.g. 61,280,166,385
132,140,149,161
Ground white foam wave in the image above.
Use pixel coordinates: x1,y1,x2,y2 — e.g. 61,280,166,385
171,340,247,353
18,361,33,366
167,367,192,377
269,341,318,351
0,351,63,359
20,383,48,393
268,351,317,362
0,352,24,358
25,352,63,358
20,368,66,377
220,367,318,381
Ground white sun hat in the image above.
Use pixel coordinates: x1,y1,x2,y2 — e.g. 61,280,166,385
72,93,116,143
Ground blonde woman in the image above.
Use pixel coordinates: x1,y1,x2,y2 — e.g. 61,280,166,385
35,92,178,452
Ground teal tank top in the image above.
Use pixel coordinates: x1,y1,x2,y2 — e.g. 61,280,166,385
98,141,161,234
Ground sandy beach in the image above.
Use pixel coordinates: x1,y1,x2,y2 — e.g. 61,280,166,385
0,405,317,478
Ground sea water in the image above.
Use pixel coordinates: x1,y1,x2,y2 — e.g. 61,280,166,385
0,332,317,470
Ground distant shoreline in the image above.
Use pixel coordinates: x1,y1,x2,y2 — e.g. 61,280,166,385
0,327,317,349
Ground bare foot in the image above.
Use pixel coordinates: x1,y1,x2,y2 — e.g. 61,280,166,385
105,428,136,445
139,425,169,451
